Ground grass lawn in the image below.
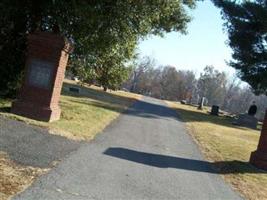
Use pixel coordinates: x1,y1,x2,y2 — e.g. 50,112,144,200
0,80,140,140
168,101,267,200
0,80,140,199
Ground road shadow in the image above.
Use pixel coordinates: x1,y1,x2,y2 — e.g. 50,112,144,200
0,116,81,168
125,99,181,120
1,82,179,121
69,96,181,121
62,82,180,120
104,147,266,174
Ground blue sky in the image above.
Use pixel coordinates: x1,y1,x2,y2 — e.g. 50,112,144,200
138,0,236,77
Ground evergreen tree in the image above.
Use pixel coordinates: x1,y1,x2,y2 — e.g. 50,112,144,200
213,0,267,94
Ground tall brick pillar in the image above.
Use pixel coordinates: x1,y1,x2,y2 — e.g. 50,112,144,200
11,31,72,122
250,109,267,170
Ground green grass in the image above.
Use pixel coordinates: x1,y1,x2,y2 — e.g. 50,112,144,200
0,81,140,140
168,102,267,200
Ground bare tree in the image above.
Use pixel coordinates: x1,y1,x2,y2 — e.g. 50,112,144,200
124,57,266,119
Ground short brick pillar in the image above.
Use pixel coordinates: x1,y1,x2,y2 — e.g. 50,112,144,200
250,109,267,170
11,31,71,122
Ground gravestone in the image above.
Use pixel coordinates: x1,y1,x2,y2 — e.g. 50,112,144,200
211,105,219,116
233,114,258,129
248,103,257,116
11,31,72,122
198,97,205,110
69,87,80,93
250,109,267,170
233,102,259,129
180,100,186,105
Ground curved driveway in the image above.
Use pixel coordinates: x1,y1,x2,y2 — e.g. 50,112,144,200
14,97,241,200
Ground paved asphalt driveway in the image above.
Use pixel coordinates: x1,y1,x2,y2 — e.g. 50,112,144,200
0,116,81,168
14,97,242,200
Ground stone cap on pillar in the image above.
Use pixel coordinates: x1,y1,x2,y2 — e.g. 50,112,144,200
27,31,73,54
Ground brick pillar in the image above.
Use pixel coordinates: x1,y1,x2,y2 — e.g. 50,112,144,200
11,31,72,122
250,109,267,170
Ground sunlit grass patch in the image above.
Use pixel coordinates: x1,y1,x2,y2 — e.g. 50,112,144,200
168,102,267,200
0,80,140,140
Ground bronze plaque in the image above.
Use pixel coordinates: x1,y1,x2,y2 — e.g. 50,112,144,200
28,59,53,89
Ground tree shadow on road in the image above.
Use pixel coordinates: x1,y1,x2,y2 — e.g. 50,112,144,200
104,147,266,174
124,99,181,120
63,82,187,121
0,117,81,168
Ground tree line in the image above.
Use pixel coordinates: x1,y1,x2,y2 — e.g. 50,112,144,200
123,56,267,120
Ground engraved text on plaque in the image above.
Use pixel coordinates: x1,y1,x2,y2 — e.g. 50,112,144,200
28,59,53,89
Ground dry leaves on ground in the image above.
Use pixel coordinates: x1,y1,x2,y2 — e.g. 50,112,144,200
0,152,48,200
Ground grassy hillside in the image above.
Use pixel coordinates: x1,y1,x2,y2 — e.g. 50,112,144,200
0,80,140,140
